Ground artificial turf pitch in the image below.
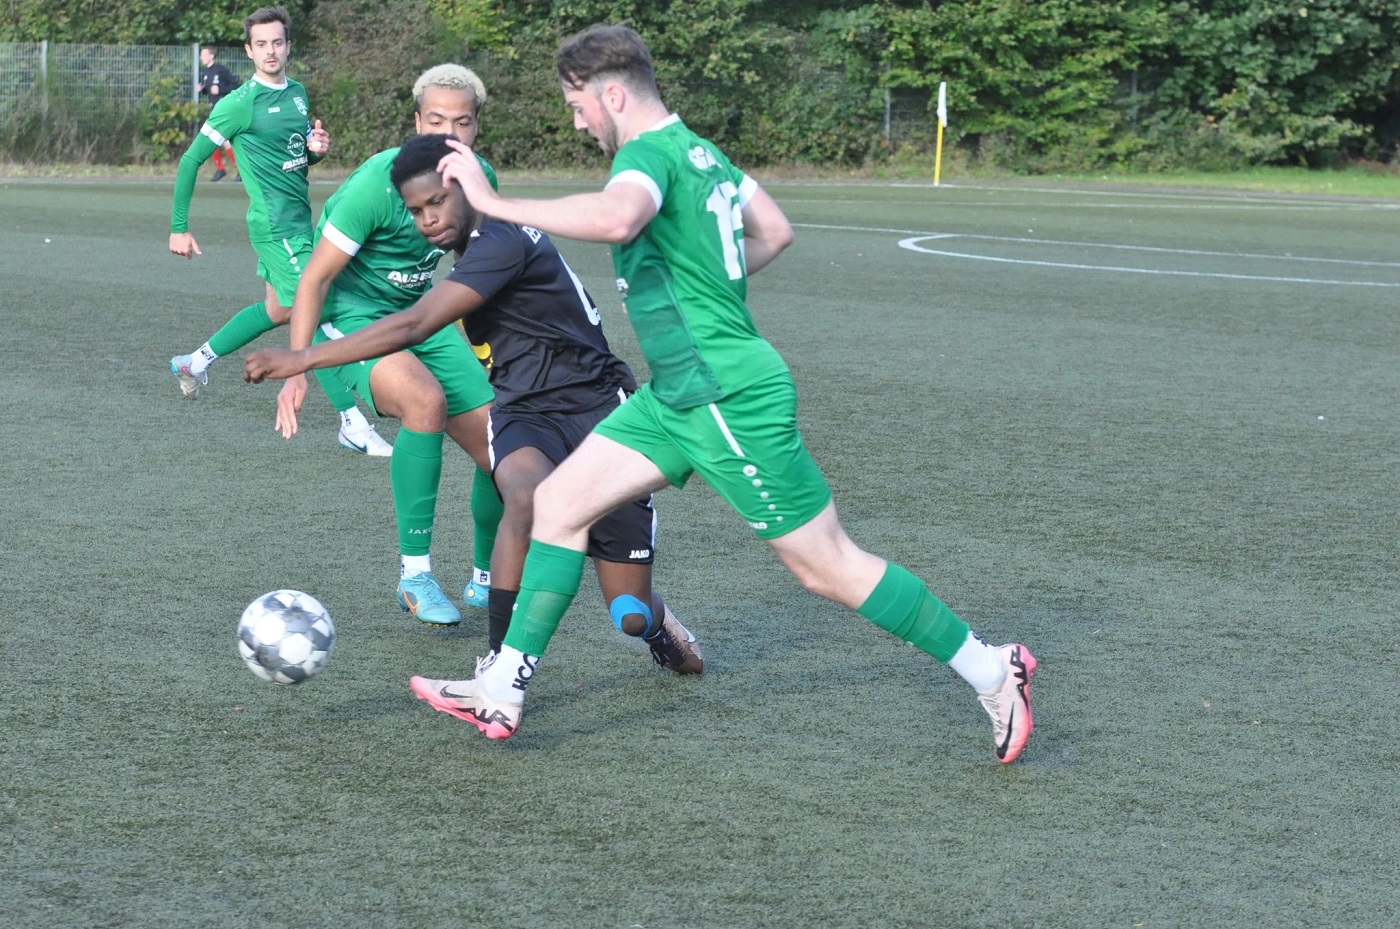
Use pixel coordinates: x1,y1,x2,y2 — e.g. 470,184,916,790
1,176,1396,928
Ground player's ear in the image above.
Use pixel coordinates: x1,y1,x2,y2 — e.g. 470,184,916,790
597,81,623,114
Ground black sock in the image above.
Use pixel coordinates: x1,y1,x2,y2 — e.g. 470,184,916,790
487,589,519,654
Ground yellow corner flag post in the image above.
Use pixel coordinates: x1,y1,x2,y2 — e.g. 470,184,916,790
934,82,948,186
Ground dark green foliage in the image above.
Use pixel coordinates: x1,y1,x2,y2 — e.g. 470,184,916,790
138,75,199,161
4,0,1400,170
294,0,464,166
1139,0,1400,167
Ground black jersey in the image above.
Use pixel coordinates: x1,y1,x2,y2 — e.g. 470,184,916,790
200,63,239,104
448,220,637,413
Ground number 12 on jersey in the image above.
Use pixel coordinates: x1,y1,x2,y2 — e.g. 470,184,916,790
705,181,745,281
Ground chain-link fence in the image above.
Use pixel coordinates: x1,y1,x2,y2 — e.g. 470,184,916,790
1,42,270,160
1,42,197,120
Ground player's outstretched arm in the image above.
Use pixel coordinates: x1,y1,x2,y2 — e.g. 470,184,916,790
245,280,485,382
263,238,355,438
169,133,219,257
438,139,656,244
739,184,793,276
289,238,353,351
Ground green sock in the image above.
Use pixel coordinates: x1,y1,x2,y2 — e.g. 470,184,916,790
858,563,970,663
501,541,586,657
389,427,443,557
207,303,274,356
470,467,503,577
310,365,359,413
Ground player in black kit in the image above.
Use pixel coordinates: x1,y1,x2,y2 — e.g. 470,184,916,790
245,133,702,675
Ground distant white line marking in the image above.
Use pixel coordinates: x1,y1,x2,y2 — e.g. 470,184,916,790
797,223,1400,268
783,199,1392,211
896,235,1400,287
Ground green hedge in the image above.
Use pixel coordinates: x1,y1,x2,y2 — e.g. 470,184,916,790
3,0,1398,172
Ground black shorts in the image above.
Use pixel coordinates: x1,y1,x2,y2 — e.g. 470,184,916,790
487,396,656,565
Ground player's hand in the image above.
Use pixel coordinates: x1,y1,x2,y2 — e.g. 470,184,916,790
439,139,493,208
274,373,308,439
169,232,202,259
307,119,329,155
244,347,307,383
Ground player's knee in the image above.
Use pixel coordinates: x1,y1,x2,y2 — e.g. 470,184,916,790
499,481,536,527
416,388,447,426
779,550,844,602
791,565,835,600
394,378,446,430
609,593,656,638
531,478,572,526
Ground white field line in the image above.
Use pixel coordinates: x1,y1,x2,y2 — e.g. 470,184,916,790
775,182,1400,210
792,222,1400,287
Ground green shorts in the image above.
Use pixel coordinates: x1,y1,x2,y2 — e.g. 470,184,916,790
252,233,314,306
314,313,494,417
592,372,832,540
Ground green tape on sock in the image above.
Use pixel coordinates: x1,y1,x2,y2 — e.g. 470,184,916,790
858,563,969,663
502,541,585,657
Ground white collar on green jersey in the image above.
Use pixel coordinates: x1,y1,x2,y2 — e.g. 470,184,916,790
641,113,681,135
251,74,290,90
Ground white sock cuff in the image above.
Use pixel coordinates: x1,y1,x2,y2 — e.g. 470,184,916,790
948,631,1006,694
341,406,370,431
483,645,534,704
190,344,218,375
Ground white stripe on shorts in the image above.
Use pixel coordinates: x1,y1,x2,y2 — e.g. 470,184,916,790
708,403,745,458
486,409,497,472
319,321,370,367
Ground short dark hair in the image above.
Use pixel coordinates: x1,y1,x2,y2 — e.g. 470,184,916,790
201,45,217,56
390,134,454,191
243,6,290,45
556,23,659,98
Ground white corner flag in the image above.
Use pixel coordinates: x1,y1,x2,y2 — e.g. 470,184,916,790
935,82,948,186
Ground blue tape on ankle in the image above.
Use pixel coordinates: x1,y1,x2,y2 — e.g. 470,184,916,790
609,594,653,636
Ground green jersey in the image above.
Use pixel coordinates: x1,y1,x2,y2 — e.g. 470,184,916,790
316,148,499,321
608,114,787,410
170,76,320,242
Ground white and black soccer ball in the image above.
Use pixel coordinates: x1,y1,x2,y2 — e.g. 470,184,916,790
237,589,335,685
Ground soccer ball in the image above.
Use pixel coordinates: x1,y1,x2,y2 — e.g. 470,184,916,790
237,590,336,685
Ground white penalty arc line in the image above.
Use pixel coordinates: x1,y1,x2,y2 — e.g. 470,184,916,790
790,224,1400,287
798,223,1400,269
898,236,1400,287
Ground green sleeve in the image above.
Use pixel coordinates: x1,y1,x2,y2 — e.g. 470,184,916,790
321,161,394,246
611,135,670,200
479,155,499,192
170,133,218,233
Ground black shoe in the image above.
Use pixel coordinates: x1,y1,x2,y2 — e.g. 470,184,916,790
209,169,227,182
